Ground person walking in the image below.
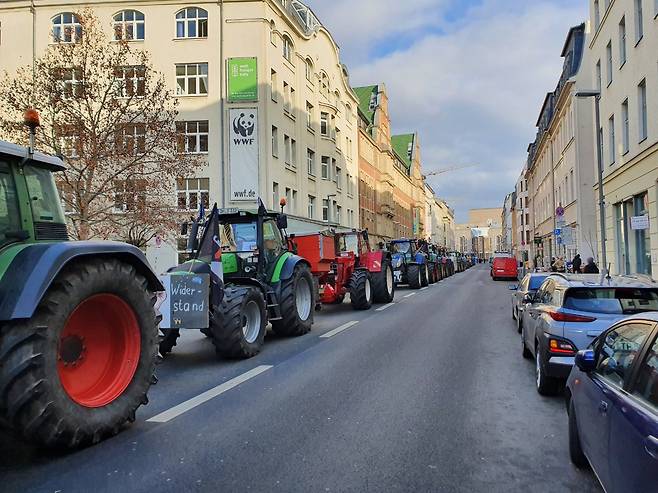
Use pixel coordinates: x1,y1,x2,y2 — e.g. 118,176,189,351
572,254,582,273
553,256,566,273
583,257,599,274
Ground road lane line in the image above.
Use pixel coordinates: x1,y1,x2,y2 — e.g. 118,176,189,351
320,320,359,338
376,302,395,311
420,287,429,291
147,365,273,423
404,292,416,298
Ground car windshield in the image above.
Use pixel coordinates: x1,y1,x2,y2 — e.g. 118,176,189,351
529,276,548,290
563,287,658,314
392,241,411,254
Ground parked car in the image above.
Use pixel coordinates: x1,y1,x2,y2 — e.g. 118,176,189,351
510,273,549,332
520,274,658,395
491,257,518,280
566,313,658,492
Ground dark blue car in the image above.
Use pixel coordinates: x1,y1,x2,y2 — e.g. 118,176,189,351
566,313,658,492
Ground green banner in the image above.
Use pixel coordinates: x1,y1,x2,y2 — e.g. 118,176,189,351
228,57,258,102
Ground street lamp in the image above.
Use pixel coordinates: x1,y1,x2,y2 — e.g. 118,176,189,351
326,193,336,224
575,89,607,273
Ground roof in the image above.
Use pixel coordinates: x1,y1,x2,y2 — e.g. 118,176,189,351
0,140,65,171
352,85,378,125
391,133,414,169
547,273,657,288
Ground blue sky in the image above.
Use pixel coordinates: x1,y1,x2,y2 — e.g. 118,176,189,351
305,0,588,222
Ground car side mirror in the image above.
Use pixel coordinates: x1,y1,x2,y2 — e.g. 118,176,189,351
277,214,288,230
575,350,596,373
522,293,535,304
180,222,188,236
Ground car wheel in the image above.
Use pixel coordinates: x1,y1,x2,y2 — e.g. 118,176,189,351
512,306,516,321
568,399,589,468
535,348,559,396
521,328,532,359
516,311,523,334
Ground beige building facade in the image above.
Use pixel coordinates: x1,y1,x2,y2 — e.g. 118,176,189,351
456,207,503,259
587,0,658,276
0,0,359,268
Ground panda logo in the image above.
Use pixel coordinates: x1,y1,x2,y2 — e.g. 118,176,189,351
233,112,255,137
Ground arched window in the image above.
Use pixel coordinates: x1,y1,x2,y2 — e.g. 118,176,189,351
345,103,352,122
334,90,340,107
320,72,329,99
113,10,145,41
51,12,82,43
282,35,293,63
270,21,277,45
175,7,208,38
305,58,313,81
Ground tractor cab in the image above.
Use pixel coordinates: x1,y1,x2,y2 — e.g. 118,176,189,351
1,140,68,252
335,229,371,258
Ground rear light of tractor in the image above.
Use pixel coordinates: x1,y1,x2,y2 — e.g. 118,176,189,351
548,310,596,323
549,338,577,355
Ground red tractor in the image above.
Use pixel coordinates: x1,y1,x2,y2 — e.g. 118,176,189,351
291,229,395,310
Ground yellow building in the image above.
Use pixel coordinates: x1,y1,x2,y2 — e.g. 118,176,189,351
456,208,503,259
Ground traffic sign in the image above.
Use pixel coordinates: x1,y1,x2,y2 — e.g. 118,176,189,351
556,206,565,217
554,229,561,236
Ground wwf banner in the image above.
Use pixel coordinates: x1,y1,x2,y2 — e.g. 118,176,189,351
229,108,259,202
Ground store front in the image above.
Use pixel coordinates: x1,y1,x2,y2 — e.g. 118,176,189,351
614,192,652,275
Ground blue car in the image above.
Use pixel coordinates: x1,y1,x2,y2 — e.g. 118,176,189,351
566,313,658,492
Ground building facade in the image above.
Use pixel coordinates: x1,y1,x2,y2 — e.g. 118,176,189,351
514,168,532,263
501,192,514,252
456,208,503,259
0,0,359,269
587,0,658,275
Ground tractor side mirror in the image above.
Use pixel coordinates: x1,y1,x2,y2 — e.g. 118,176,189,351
277,214,288,230
362,229,370,246
180,222,188,236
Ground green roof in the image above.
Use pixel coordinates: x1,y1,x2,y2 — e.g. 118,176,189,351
352,85,378,125
391,134,414,169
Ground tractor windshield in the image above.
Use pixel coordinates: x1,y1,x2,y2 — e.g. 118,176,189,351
0,160,22,249
24,165,66,225
338,234,359,255
392,241,411,254
221,221,258,253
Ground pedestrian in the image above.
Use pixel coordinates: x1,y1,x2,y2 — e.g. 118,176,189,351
583,257,599,274
572,254,582,273
553,257,565,273
550,257,558,272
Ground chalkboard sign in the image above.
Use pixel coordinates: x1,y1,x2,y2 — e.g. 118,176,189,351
159,273,210,329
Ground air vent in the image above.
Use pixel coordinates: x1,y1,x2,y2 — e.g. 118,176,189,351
34,222,68,241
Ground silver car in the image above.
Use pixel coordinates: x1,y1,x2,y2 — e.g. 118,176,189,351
511,273,549,333
520,274,658,395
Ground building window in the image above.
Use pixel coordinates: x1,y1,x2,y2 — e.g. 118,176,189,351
272,126,278,157
272,182,279,209
175,7,208,39
619,16,626,66
320,72,329,99
307,148,315,176
292,190,297,214
177,177,209,210
596,60,602,90
118,123,146,156
113,179,146,212
320,112,329,136
115,65,145,97
305,58,313,81
271,69,278,102
282,35,293,63
606,41,613,85
608,114,616,164
113,10,145,41
176,121,209,154
322,199,329,222
621,99,629,153
56,67,84,99
51,13,82,44
306,101,313,129
307,195,315,219
638,79,648,141
336,205,341,224
635,0,644,42
291,138,297,168
615,193,651,275
335,165,342,189
321,156,329,179
285,187,291,211
175,63,208,96
335,127,341,152
284,135,291,165
594,0,601,30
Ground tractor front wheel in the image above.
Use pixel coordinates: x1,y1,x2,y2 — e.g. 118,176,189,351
408,264,422,289
372,260,395,303
271,264,314,337
211,286,266,359
0,259,159,448
349,270,373,310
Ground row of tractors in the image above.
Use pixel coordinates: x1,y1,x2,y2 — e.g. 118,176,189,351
0,114,472,451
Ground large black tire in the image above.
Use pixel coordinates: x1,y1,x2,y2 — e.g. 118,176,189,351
521,328,532,359
408,264,422,289
159,329,180,356
372,261,395,303
211,286,266,359
568,399,589,468
0,259,159,449
349,270,373,310
535,348,560,396
271,264,314,337
420,264,429,287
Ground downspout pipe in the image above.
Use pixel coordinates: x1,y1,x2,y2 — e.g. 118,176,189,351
219,0,226,208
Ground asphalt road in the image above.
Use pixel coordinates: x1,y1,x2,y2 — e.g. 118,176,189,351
1,264,601,492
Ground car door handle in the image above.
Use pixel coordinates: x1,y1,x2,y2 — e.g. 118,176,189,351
645,436,658,460
598,401,608,415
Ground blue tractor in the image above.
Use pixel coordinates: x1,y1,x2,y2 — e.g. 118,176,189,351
388,239,429,289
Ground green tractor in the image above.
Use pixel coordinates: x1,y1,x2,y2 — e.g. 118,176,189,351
0,116,162,448
159,200,315,359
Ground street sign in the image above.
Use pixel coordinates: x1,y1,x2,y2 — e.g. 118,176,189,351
631,215,650,230
554,229,561,236
556,206,565,217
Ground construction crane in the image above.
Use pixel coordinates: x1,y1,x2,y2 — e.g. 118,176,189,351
423,164,478,179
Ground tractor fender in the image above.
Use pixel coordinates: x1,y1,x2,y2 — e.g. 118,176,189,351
361,250,388,273
0,241,163,321
278,254,312,282
414,252,426,264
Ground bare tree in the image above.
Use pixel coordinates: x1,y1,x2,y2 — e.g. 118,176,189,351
0,9,202,246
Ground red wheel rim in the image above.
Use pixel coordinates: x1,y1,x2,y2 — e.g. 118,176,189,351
57,294,141,408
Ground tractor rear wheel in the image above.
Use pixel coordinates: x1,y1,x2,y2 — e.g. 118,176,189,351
408,264,422,289
428,264,437,284
372,260,395,303
420,264,429,287
0,259,159,448
350,270,373,310
211,286,266,359
271,264,314,337
159,329,180,356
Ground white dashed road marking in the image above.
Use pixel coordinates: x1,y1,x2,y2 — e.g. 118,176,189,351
147,365,273,423
376,302,395,311
404,292,416,298
320,320,359,339
420,287,429,291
